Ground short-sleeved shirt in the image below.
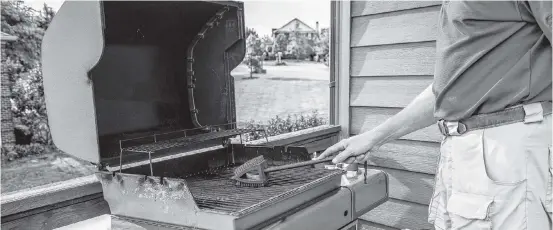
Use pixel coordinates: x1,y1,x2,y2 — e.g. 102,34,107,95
432,0,552,121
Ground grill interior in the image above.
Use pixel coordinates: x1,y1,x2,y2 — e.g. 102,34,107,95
115,143,342,217
186,165,340,215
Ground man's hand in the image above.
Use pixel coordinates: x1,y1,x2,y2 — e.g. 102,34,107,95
316,84,437,164
314,131,381,164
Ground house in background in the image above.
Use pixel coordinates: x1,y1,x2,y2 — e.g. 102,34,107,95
272,18,319,40
271,18,321,60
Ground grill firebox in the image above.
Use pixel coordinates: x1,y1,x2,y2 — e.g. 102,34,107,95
97,144,345,230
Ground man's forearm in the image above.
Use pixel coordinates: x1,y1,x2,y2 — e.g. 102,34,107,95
368,84,437,146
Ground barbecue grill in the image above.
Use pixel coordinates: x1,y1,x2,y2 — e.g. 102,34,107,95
42,1,389,229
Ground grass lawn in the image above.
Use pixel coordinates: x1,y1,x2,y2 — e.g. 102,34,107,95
1,60,330,194
1,148,96,193
233,61,330,125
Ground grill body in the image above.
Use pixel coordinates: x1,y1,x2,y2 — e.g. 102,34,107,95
57,168,388,230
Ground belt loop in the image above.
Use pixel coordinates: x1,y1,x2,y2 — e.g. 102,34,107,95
438,120,448,136
437,120,467,136
522,103,544,123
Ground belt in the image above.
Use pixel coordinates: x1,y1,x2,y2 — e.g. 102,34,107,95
437,101,552,136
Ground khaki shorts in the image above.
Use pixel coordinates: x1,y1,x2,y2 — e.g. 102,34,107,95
428,109,552,229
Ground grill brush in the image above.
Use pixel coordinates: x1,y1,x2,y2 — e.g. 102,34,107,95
231,155,350,187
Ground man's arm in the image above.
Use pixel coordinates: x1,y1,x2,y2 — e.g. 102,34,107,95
319,84,438,163
370,84,438,147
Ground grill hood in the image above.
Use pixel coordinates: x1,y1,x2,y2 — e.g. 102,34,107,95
42,0,246,165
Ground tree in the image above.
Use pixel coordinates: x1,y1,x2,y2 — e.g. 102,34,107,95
318,28,330,56
273,33,288,53
246,33,263,56
244,29,265,76
286,31,313,60
260,35,273,53
245,27,258,38
37,3,55,30
1,1,57,149
1,0,44,75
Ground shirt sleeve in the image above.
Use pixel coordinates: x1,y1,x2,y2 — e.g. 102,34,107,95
526,0,552,43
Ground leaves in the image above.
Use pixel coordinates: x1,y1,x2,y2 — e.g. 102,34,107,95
273,34,288,53
241,111,327,142
1,0,45,72
1,1,56,160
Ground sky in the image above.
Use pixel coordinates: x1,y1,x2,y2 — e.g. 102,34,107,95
24,0,331,37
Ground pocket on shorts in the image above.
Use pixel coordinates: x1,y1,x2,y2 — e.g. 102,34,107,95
450,130,525,195
447,191,493,229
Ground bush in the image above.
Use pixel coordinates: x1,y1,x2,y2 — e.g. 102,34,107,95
1,61,53,162
241,111,327,142
243,56,266,74
11,62,52,145
275,61,287,66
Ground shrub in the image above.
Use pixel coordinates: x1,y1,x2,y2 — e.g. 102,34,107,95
241,111,327,142
243,55,266,74
1,61,53,162
11,62,52,145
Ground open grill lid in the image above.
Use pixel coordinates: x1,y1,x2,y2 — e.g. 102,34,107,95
42,0,246,166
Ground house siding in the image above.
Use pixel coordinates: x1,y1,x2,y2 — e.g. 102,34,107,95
347,1,442,229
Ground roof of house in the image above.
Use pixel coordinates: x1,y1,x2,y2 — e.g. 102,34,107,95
1,32,18,41
273,18,317,33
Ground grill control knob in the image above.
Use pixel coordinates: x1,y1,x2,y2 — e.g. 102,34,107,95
345,163,359,178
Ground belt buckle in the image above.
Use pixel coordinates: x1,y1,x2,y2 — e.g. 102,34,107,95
437,120,467,136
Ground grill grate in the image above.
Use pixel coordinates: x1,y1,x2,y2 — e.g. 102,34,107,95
184,165,342,216
123,129,261,153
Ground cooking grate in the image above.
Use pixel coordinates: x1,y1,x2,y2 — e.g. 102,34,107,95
123,129,261,153
185,165,342,216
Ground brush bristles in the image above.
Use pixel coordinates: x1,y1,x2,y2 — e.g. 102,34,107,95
232,156,270,187
235,181,266,187
233,155,266,176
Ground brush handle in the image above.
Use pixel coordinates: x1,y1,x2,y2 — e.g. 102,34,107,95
264,158,334,173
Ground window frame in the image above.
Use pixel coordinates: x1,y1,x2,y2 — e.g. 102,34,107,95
329,0,351,139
